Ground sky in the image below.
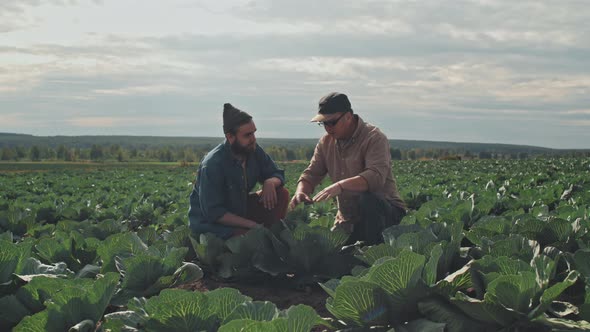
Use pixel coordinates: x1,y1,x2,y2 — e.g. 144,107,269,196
1,0,589,149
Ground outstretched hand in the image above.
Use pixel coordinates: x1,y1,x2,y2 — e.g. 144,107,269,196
289,191,313,210
312,182,343,203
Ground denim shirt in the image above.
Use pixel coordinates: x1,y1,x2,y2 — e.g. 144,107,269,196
188,140,285,239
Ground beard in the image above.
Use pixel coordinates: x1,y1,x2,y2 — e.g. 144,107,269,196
231,139,256,156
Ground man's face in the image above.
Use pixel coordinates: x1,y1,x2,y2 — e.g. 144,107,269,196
228,120,257,155
321,112,351,139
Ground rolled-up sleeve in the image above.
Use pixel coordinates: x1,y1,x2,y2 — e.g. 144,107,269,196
198,165,227,223
298,141,327,187
358,133,391,192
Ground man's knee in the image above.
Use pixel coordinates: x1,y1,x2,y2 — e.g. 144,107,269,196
277,187,289,202
359,192,383,211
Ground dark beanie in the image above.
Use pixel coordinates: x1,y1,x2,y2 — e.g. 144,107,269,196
223,103,252,134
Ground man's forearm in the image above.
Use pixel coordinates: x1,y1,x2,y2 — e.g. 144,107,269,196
217,212,257,229
264,176,283,188
296,179,315,195
338,175,369,192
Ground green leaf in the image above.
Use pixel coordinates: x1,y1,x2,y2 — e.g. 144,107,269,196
434,263,472,297
97,232,148,273
137,227,158,246
326,280,391,327
0,240,33,287
14,273,119,332
549,301,579,318
395,318,446,332
0,231,13,243
223,301,279,324
114,251,201,305
35,234,81,271
19,257,72,277
418,297,491,332
190,233,225,267
273,304,327,332
0,294,31,331
530,270,579,318
144,289,216,332
382,224,424,246
580,285,590,322
116,254,165,293
424,244,443,285
103,310,147,331
13,309,49,332
514,216,572,247
68,319,95,332
532,255,556,289
167,262,203,287
532,316,590,330
75,264,100,279
466,216,512,246
484,272,539,314
479,235,540,262
366,251,426,296
355,243,402,265
319,279,341,298
218,319,272,332
206,288,251,322
254,221,357,280
451,292,520,327
574,249,590,281
471,255,533,296
163,225,193,249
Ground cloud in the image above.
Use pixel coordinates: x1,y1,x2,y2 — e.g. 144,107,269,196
66,116,182,127
0,113,29,126
0,0,97,32
559,120,590,127
564,110,590,115
1,0,589,148
92,84,187,96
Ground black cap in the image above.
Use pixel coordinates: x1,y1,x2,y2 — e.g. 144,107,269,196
311,92,352,122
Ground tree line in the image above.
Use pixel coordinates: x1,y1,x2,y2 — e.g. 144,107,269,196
2,143,588,163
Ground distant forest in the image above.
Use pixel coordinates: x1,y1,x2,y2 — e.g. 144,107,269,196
1,133,588,162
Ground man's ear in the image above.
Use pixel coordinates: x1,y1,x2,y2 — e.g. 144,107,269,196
225,132,235,144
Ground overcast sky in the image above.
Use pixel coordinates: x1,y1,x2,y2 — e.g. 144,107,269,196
1,0,589,149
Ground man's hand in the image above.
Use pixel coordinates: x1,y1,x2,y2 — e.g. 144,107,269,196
251,223,265,230
312,182,343,203
331,220,354,233
289,191,313,210
259,179,278,210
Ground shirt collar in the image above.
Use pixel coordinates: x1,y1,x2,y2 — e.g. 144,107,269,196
337,115,365,147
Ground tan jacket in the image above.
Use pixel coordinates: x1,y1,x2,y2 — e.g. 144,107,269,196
298,115,406,225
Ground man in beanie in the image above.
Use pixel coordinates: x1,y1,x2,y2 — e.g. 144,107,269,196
188,103,289,239
289,92,406,245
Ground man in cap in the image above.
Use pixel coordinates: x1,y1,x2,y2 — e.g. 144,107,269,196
189,103,289,239
289,92,406,245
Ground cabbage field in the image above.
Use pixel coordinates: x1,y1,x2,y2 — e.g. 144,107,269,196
1,158,590,331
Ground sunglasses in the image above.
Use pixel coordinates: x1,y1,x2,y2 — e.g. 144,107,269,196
318,112,347,127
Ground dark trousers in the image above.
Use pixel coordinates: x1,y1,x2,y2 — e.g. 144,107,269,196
232,187,289,236
347,192,406,246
